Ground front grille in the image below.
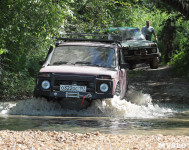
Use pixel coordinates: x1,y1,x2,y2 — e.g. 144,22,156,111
53,74,96,92
128,48,152,56
141,49,147,55
54,80,90,86
53,80,95,92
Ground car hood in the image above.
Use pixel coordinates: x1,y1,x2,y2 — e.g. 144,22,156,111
121,40,156,48
40,65,118,78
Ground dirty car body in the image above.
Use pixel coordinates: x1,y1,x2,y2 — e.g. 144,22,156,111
108,27,160,69
34,39,128,101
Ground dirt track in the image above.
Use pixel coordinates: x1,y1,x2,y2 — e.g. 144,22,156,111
128,65,189,104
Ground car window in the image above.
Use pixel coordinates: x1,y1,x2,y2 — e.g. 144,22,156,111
121,29,145,40
50,46,116,68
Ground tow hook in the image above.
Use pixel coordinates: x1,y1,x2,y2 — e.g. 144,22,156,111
85,93,92,98
81,93,92,106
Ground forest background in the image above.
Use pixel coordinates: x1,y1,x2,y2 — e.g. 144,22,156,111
0,0,188,100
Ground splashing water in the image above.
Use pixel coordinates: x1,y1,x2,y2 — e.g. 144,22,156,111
0,89,176,118
83,90,175,118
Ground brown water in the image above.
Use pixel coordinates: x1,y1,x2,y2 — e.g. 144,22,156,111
0,90,189,135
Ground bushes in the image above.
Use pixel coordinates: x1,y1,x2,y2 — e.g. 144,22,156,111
169,37,189,77
0,0,71,100
0,71,35,100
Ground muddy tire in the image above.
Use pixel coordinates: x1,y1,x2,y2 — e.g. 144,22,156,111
150,57,159,69
115,83,121,96
129,63,136,70
115,83,124,100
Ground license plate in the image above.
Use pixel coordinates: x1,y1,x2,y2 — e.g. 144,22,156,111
60,85,86,92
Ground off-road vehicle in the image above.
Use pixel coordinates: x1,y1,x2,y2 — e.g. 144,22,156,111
107,27,160,69
34,34,129,103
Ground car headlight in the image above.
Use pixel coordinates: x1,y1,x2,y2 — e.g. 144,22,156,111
151,43,157,47
41,80,50,89
100,83,109,92
152,48,157,53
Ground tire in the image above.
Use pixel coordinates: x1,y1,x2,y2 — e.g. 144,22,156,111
129,63,136,70
115,83,121,96
150,57,159,69
115,83,124,100
126,73,129,92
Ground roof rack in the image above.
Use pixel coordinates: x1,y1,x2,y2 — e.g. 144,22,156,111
56,33,122,44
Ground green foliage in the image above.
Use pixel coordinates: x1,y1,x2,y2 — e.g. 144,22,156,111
129,6,170,34
169,33,189,77
64,0,135,32
0,71,35,99
0,0,71,99
0,0,70,72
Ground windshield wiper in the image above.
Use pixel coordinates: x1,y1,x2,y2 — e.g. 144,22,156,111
74,61,103,67
74,61,91,65
126,38,134,40
74,61,114,68
52,61,68,65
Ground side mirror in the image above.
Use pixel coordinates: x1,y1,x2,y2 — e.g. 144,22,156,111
39,60,45,65
120,63,129,69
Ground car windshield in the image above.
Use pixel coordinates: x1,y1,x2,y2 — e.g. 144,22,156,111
50,46,116,68
121,29,145,40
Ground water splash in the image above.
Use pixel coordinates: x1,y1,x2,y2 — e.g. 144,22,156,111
0,89,176,118
126,89,152,105
0,102,16,115
83,94,174,118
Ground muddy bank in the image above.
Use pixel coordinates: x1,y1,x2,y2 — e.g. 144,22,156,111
128,65,189,104
0,130,188,149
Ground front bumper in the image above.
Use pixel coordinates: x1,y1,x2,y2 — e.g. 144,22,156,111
34,73,113,100
34,89,113,100
124,53,160,60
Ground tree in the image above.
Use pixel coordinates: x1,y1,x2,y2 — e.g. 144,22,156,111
0,0,70,73
159,0,189,19
64,0,135,33
0,0,72,98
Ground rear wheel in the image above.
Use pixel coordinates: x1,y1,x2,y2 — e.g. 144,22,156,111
150,57,159,69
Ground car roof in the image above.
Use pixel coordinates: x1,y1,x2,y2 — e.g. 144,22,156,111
56,33,122,48
58,42,116,48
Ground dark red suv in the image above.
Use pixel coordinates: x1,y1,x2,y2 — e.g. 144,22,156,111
34,35,128,102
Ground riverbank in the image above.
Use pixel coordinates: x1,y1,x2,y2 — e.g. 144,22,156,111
128,65,189,104
0,130,188,149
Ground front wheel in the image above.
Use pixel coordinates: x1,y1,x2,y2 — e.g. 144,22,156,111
129,63,136,70
150,57,159,69
115,83,125,100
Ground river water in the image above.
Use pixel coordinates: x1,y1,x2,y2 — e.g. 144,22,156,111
0,89,189,135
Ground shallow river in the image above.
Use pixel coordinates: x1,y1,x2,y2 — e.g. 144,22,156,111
0,89,189,135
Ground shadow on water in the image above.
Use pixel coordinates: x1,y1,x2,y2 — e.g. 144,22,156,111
0,89,189,135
